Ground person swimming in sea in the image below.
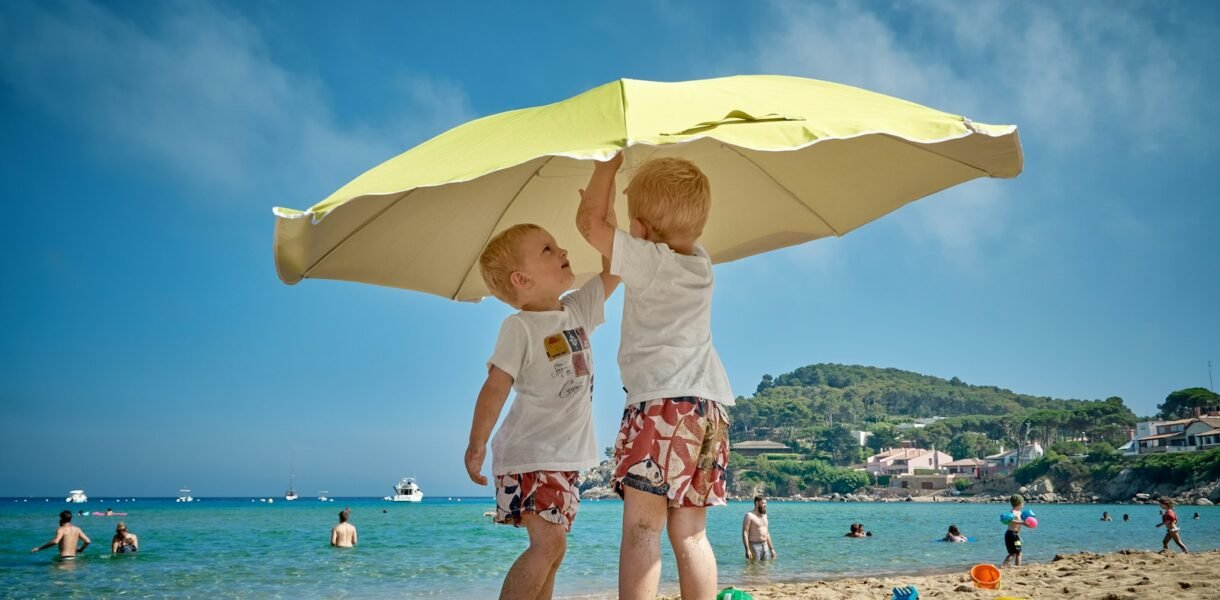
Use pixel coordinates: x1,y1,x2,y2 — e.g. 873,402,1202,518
111,522,138,554
943,524,967,542
31,510,90,560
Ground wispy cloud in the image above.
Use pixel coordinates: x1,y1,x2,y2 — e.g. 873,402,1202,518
745,0,1218,260
0,1,474,204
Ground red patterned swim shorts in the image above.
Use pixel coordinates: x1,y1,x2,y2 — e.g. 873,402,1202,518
494,470,580,531
612,396,730,508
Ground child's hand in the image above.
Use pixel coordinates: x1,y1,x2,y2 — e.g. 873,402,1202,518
595,151,624,171
464,443,488,485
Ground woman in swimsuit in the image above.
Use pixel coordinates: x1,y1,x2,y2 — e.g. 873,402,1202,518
1157,499,1188,554
111,522,138,554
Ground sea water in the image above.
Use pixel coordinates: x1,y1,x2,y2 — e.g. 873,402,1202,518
1,497,1217,598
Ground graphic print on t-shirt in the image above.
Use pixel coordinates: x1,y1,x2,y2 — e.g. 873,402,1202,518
563,329,584,352
571,351,589,377
544,334,571,360
544,327,592,393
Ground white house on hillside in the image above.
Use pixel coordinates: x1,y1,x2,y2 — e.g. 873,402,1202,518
984,442,1044,473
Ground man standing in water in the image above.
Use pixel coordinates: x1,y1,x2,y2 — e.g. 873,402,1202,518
331,507,357,547
31,510,90,559
742,496,777,560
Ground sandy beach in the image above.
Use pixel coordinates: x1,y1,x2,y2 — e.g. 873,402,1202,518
712,549,1216,600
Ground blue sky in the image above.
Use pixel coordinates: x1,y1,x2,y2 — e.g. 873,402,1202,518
1,0,1217,497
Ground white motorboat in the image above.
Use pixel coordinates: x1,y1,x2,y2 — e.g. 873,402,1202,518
66,490,88,504
387,477,424,502
317,490,333,502
176,488,194,503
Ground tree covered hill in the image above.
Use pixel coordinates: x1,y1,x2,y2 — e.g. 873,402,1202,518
728,363,1138,457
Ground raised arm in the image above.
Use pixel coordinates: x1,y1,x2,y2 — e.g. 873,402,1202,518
576,153,623,261
597,185,622,298
465,366,514,485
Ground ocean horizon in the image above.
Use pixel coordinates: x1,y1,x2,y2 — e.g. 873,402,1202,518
3,497,1217,598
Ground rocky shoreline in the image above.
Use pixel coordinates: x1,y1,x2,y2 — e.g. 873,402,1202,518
577,459,1220,507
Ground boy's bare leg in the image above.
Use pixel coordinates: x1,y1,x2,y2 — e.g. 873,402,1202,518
619,486,667,600
501,514,567,600
668,505,717,600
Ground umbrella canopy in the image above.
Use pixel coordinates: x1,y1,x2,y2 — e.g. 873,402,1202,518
273,74,1022,301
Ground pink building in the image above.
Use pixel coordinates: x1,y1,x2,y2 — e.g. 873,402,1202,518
866,448,954,476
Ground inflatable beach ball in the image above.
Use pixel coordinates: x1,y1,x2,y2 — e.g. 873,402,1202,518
1024,516,1039,529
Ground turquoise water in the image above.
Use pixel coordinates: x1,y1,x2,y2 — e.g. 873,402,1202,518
2,497,1218,598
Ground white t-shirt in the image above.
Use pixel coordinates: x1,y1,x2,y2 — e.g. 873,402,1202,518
610,229,734,407
487,276,605,475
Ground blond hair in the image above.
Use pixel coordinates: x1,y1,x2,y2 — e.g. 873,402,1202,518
479,223,544,305
627,157,710,241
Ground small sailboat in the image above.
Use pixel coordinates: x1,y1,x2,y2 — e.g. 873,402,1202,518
387,477,424,502
285,471,298,501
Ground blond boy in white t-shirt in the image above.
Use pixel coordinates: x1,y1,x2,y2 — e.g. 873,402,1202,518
577,153,734,600
465,196,620,598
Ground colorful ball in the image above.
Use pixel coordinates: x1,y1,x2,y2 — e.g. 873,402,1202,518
1024,516,1038,529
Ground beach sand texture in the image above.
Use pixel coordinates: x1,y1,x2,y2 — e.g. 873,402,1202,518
701,549,1216,600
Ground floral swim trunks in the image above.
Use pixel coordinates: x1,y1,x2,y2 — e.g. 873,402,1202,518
612,396,730,508
494,471,580,531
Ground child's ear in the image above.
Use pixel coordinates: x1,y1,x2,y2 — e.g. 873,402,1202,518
509,271,532,290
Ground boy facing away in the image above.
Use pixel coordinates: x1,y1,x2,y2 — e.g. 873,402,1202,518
577,153,734,600
1001,494,1026,567
464,215,619,599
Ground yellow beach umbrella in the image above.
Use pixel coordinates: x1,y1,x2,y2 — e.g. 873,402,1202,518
273,74,1022,301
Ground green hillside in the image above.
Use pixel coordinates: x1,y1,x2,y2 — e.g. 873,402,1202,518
728,363,1137,461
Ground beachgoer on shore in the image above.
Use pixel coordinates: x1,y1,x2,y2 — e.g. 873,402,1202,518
1157,498,1189,554
111,522,138,554
742,496,777,560
577,153,734,600
1001,494,1026,567
31,510,90,559
465,172,620,599
330,508,357,547
943,524,967,542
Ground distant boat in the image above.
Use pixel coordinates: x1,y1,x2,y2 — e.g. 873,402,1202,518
386,477,424,502
66,490,88,504
285,470,298,501
317,490,333,502
176,488,194,503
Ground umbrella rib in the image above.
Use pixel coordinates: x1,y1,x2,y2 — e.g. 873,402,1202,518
884,134,992,177
722,145,842,237
450,156,555,300
299,189,416,280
